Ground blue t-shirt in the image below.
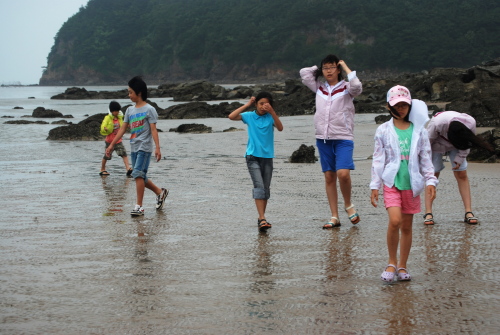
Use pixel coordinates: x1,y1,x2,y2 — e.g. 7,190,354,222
124,104,158,153
241,111,275,158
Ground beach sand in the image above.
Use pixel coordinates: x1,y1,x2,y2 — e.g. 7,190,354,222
1,114,499,334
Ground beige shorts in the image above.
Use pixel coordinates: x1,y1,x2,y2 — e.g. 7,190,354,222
103,142,127,160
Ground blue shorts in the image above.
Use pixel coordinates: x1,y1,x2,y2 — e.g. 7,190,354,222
316,139,355,172
432,150,467,172
131,151,152,183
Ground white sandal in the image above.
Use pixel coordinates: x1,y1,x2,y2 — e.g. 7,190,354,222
345,204,360,224
381,264,397,282
323,217,341,229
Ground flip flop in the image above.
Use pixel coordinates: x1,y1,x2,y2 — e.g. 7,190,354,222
99,171,110,176
126,168,133,176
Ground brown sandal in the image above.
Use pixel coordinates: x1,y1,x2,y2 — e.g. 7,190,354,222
423,213,434,225
258,219,272,231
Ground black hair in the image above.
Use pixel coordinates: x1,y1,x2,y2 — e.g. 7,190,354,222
109,101,121,112
255,91,274,108
128,76,148,101
388,103,412,122
448,121,495,152
314,54,344,82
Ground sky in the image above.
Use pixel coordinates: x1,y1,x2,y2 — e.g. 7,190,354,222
0,0,90,85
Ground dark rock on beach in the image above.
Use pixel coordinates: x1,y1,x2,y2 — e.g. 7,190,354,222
51,87,129,100
32,107,64,118
170,123,213,133
357,58,500,126
270,80,316,116
375,115,392,124
44,58,500,139
170,81,227,101
47,113,106,140
289,144,317,163
468,128,500,163
158,101,241,119
13,106,24,109
4,120,49,125
223,127,243,132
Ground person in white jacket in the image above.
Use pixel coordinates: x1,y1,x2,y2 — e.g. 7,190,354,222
423,111,495,225
300,54,363,229
370,85,437,283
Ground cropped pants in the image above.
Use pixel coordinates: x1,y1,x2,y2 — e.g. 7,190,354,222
246,155,273,200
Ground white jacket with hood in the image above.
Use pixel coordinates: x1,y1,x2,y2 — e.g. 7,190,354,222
300,66,362,141
370,99,438,197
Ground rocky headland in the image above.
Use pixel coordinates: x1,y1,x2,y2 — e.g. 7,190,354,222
42,59,500,161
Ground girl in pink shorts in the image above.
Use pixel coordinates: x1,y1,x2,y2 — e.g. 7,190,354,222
370,86,438,283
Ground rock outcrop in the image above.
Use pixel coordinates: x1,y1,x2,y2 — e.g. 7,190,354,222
158,101,241,119
170,124,212,133
468,128,500,162
289,144,317,163
51,87,129,100
356,58,500,126
32,107,64,118
4,120,49,125
47,113,106,140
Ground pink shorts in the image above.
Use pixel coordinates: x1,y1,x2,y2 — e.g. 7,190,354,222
383,185,421,214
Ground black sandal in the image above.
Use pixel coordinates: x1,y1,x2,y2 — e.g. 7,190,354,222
423,213,434,225
464,211,478,225
258,219,272,231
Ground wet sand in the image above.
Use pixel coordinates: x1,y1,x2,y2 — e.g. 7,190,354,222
1,115,499,334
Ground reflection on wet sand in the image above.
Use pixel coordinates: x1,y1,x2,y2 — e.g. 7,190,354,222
1,116,499,333
382,284,417,335
324,226,359,281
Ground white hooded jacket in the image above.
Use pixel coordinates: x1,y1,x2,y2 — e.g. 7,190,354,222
370,99,438,197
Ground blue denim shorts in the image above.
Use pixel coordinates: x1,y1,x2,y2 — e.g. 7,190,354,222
246,155,273,200
432,150,467,172
131,151,152,182
316,139,355,172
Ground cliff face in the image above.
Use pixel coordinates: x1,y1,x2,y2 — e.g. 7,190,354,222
40,62,296,85
39,0,500,85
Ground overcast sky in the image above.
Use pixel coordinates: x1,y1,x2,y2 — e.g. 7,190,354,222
0,0,89,85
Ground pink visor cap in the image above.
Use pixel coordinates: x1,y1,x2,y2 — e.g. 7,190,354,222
387,85,412,106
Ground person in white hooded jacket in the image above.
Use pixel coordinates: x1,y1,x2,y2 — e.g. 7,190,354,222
300,54,363,229
370,85,438,283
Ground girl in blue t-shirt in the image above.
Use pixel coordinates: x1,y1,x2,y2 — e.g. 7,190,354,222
228,92,284,232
